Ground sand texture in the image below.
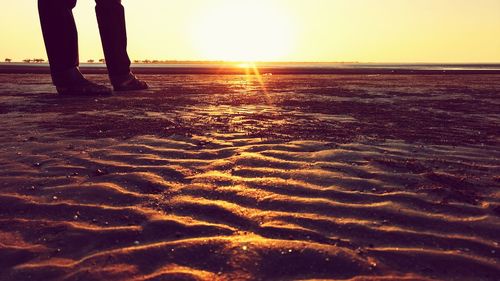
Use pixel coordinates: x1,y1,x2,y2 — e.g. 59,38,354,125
0,74,499,281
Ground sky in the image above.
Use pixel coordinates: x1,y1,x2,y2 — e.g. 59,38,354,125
1,0,499,63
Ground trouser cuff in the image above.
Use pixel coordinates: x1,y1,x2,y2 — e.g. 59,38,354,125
51,67,85,87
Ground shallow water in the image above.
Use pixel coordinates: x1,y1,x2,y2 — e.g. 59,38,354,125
2,62,500,73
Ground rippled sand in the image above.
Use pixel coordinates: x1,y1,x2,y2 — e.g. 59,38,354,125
0,74,499,280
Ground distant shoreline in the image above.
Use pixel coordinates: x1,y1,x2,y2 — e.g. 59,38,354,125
1,62,500,75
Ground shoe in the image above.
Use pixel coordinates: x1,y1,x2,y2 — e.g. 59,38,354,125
112,73,148,92
56,79,112,96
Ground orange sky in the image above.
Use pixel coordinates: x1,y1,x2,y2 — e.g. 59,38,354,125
1,0,500,62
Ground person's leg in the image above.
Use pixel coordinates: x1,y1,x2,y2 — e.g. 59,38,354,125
95,0,130,80
95,0,148,90
38,0,111,95
38,0,83,86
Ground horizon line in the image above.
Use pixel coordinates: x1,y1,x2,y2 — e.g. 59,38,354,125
2,63,500,75
2,60,500,65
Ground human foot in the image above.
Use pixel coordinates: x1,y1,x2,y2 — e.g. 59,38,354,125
56,79,112,96
112,73,148,92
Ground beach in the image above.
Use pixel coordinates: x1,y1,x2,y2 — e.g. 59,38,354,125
0,73,499,280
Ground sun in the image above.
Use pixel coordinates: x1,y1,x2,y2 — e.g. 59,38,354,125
191,1,295,62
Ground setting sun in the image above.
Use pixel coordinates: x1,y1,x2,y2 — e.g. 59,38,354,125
1,0,500,62
190,0,295,62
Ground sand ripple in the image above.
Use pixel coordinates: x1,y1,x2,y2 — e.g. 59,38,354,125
0,74,499,280
0,134,497,280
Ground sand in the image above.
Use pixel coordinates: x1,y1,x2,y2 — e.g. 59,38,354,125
0,73,499,281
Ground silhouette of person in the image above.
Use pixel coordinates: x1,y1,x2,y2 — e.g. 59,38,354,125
38,0,148,95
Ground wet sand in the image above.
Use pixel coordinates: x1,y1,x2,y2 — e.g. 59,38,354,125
0,74,499,280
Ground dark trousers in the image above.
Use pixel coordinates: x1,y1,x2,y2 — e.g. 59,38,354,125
38,0,131,86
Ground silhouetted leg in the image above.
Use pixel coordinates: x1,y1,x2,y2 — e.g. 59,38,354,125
95,0,131,83
38,0,84,86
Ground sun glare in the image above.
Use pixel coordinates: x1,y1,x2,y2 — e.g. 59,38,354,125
191,1,295,62
237,63,252,68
